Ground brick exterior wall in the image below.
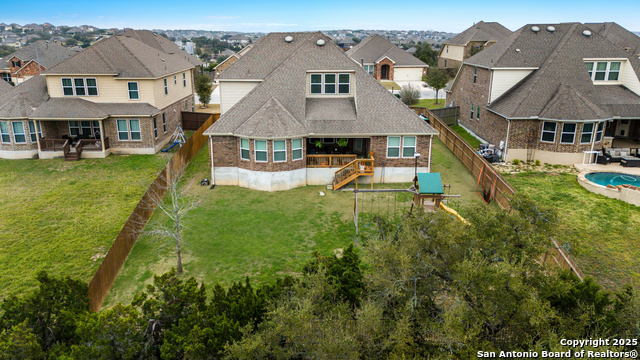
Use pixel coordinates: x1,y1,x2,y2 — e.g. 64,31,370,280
446,64,509,146
209,135,432,173
438,57,462,70
15,61,45,77
508,119,603,153
374,57,395,81
215,56,238,76
0,120,38,151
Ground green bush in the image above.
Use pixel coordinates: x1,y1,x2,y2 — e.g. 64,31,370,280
512,159,521,165
535,159,541,166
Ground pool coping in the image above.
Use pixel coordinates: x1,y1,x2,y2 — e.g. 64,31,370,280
578,171,640,207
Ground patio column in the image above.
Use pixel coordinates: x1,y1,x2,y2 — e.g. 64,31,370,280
34,120,42,153
99,119,105,152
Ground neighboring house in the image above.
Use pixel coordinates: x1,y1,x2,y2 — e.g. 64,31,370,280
2,36,22,48
0,30,201,160
0,79,12,94
406,46,417,55
66,27,83,36
50,36,67,45
227,35,250,46
204,32,438,192
24,24,44,32
346,35,429,81
446,23,640,165
0,24,9,32
214,46,253,76
0,41,74,85
338,38,356,49
438,21,512,70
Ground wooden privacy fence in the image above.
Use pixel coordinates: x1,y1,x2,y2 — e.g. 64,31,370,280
412,107,584,281
182,111,219,131
87,115,216,311
412,106,459,126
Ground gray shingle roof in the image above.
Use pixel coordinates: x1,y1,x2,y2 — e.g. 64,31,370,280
346,35,428,67
0,76,48,118
0,41,73,70
204,32,437,138
45,33,196,78
234,97,307,138
445,21,512,46
30,98,160,119
121,29,202,67
0,79,12,95
480,23,640,120
585,22,640,56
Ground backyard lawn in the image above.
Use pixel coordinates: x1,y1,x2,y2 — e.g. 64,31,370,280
451,125,482,149
104,138,482,308
415,98,444,109
0,155,166,300
379,81,401,90
508,172,640,290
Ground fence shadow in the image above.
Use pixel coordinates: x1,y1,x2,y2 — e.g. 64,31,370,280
87,115,216,311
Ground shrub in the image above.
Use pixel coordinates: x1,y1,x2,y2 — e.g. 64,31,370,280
535,159,541,166
512,159,521,165
399,84,420,106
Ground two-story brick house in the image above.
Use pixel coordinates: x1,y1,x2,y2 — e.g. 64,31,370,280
0,40,73,85
438,21,512,71
205,32,437,191
0,30,201,160
446,23,640,165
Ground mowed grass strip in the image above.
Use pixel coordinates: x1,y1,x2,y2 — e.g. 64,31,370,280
508,172,640,290
0,155,166,300
414,98,445,109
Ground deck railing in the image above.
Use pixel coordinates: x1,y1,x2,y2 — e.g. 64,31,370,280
307,154,357,167
78,137,110,151
334,158,374,185
39,139,69,152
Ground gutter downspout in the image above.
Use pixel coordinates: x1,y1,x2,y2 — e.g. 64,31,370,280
503,119,511,162
428,135,433,173
209,136,215,185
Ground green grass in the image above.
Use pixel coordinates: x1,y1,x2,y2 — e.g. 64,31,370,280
0,155,166,300
414,98,445,109
508,172,640,290
380,81,401,90
104,139,483,308
451,125,482,149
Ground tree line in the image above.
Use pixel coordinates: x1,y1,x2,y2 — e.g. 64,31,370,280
1,195,638,359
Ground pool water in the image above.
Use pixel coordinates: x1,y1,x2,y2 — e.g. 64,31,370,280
585,172,640,187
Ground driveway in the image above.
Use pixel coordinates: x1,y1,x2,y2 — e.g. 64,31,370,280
392,80,437,99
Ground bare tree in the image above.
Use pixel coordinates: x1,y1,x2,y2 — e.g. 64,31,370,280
136,165,201,275
399,84,420,106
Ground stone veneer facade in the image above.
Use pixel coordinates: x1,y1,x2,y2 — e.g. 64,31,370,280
208,134,433,191
447,64,605,164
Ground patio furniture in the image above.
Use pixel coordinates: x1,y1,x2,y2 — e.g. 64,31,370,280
603,148,632,163
621,156,640,168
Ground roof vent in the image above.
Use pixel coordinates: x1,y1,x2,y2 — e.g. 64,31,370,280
531,26,540,32
316,39,325,46
284,35,293,43
546,26,556,33
515,48,521,53
582,30,592,37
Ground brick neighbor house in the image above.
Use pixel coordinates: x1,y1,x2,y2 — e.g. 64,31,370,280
204,32,438,192
346,35,429,82
438,21,512,70
0,30,201,160
446,23,640,165
0,40,74,85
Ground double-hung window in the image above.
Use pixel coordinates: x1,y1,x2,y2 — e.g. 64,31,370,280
586,61,622,81
183,72,186,87
116,119,141,141
402,136,416,158
324,74,336,94
174,75,177,85
128,82,139,100
338,74,350,94
12,122,26,143
153,117,158,138
594,62,607,81
581,123,594,144
74,78,86,96
69,121,80,136
0,121,10,143
608,62,621,80
473,66,477,84
560,123,576,144
273,140,286,162
62,78,73,96
354,138,363,152
387,136,401,158
80,121,92,135
292,138,303,160
363,65,373,75
595,122,604,142
86,78,98,96
476,105,480,120
541,121,557,143
311,74,322,94
162,113,167,133
28,121,41,142
164,78,168,95
240,138,250,160
310,73,350,94
470,103,475,119
255,140,267,162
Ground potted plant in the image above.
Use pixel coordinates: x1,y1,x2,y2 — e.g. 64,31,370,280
315,140,323,149
337,138,348,147
368,151,374,159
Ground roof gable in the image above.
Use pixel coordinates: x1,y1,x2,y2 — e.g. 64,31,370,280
346,35,427,67
445,21,512,46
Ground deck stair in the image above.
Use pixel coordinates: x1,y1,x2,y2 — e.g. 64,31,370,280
332,157,374,190
63,140,83,161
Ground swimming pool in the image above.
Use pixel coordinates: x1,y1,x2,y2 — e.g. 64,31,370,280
584,172,640,187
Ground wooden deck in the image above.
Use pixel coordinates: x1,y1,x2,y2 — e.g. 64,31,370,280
307,154,357,168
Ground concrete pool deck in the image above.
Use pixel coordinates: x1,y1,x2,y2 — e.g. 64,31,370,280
575,163,640,206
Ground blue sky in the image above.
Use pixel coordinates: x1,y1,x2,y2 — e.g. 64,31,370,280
2,0,639,33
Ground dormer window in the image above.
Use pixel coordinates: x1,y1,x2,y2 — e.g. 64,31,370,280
584,61,621,81
309,73,351,95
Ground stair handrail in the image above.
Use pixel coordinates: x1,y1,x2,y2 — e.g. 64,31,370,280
62,140,70,157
